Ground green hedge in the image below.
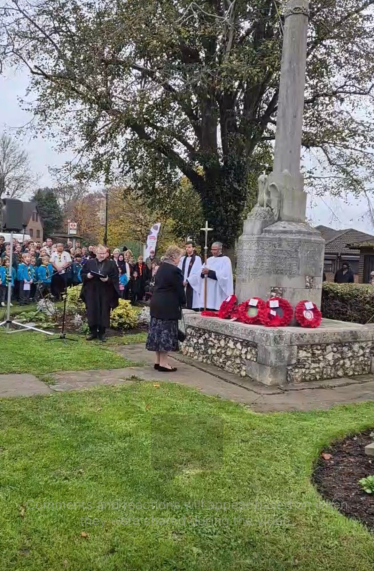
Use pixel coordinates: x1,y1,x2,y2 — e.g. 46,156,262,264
322,283,374,324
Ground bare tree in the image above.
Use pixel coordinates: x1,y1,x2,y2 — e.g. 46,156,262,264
0,133,33,199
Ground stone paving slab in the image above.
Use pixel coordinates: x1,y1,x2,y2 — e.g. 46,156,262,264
50,368,136,392
3,345,374,413
0,374,52,398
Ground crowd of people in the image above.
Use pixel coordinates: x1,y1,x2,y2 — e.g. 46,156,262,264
0,235,161,307
0,233,235,368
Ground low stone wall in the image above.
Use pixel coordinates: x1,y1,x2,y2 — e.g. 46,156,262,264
182,313,374,386
182,327,257,377
288,342,372,384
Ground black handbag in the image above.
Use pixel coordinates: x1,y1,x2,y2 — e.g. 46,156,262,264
178,328,186,342
178,312,186,342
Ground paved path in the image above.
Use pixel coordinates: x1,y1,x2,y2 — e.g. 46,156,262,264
2,344,374,412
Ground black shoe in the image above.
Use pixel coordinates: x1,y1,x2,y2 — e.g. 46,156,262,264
154,364,160,370
86,333,97,341
158,366,177,373
98,335,107,343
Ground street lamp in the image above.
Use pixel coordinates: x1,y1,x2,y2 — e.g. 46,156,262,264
103,187,109,246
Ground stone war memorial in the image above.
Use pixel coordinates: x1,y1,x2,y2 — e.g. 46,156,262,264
182,0,374,386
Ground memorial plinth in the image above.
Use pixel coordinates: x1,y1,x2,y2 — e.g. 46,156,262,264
236,0,325,317
236,220,325,310
182,313,374,386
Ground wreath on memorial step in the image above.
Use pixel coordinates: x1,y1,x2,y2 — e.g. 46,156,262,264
201,310,218,318
201,295,238,319
218,295,238,319
258,296,293,327
295,300,322,328
237,297,265,325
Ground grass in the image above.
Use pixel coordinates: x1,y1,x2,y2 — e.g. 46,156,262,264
0,331,131,375
106,332,147,346
1,383,374,570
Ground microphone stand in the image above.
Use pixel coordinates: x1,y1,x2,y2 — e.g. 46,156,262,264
48,263,78,343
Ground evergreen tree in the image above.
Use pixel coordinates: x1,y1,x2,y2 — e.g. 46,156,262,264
33,188,63,240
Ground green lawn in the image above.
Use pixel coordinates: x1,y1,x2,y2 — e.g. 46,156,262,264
106,332,147,346
0,331,131,375
1,383,374,570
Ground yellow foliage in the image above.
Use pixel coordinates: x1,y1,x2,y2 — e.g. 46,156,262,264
110,299,139,330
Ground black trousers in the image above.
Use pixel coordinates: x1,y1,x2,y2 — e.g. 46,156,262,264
0,285,8,303
52,273,67,300
89,324,106,337
19,282,30,304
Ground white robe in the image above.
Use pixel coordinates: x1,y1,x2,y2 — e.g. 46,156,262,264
200,255,234,310
178,255,202,309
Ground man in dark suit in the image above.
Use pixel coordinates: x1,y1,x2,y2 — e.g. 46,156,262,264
80,245,120,342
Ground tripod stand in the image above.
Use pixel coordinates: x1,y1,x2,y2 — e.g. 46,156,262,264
0,231,53,336
48,286,78,343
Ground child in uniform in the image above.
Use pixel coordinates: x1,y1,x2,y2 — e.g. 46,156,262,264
72,255,83,286
30,256,38,301
17,254,33,305
119,267,128,299
0,258,16,307
37,255,54,298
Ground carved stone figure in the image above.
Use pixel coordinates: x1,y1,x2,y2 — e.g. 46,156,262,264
243,173,282,236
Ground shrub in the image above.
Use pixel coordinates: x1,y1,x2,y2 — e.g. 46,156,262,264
322,283,374,324
359,475,374,494
66,284,84,309
110,300,139,330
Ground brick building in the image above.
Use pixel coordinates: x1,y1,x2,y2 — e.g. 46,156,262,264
317,225,374,282
23,202,43,241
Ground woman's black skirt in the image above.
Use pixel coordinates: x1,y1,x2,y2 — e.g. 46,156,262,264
146,317,179,352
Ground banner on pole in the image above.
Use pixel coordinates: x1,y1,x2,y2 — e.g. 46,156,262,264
145,223,161,258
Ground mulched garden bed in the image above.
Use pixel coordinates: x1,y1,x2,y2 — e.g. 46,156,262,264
313,429,374,531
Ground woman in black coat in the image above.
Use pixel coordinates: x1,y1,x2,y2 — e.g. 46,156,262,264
146,245,185,372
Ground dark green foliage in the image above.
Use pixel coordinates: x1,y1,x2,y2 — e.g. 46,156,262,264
2,1,374,246
32,188,63,239
322,283,374,324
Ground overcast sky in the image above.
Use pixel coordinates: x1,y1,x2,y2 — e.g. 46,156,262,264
0,68,372,235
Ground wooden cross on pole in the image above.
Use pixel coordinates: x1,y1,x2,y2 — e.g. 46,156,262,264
201,220,213,311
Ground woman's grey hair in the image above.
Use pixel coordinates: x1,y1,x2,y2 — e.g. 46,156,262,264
212,241,223,249
164,246,183,261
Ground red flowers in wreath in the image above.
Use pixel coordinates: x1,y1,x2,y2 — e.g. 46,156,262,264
237,297,265,325
258,297,293,327
201,295,238,319
295,300,322,328
218,295,238,319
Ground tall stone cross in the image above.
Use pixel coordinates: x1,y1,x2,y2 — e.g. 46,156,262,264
274,0,310,182
273,0,310,222
236,0,325,313
201,221,213,310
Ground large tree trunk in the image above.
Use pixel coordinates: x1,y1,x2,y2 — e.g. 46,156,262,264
196,161,248,249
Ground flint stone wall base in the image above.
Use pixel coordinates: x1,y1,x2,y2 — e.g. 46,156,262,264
182,313,374,386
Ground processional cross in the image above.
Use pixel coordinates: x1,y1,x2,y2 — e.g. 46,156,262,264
200,220,213,311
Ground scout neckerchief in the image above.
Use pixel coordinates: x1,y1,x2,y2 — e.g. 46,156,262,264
26,264,32,281
5,268,10,286
44,264,50,280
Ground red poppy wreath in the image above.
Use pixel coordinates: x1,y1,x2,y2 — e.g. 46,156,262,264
258,297,293,327
201,295,238,319
295,300,322,328
201,310,218,317
218,295,238,319
237,297,265,325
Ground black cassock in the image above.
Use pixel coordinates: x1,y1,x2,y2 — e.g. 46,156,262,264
80,258,120,327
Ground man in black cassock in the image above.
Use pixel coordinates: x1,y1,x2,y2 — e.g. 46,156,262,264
80,245,120,342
